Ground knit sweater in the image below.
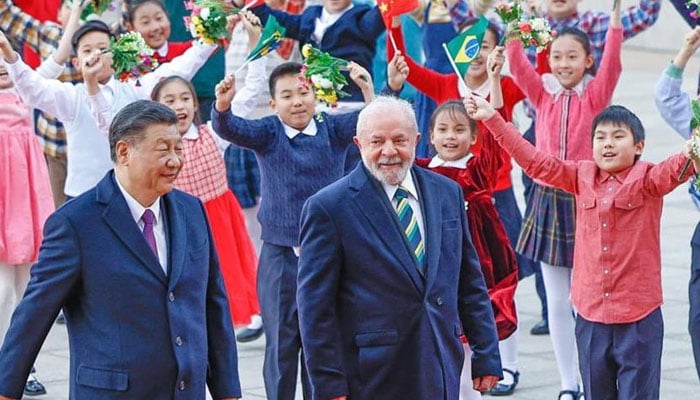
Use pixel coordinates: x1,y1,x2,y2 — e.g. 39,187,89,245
212,109,359,246
253,3,384,102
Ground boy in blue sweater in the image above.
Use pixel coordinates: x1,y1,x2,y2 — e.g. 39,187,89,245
212,61,374,400
244,0,385,111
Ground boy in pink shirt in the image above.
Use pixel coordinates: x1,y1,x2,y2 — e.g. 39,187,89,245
467,94,697,400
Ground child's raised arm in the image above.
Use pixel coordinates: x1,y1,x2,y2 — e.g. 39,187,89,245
487,46,505,109
387,51,409,93
347,62,375,104
50,0,89,67
610,0,621,29
654,27,700,139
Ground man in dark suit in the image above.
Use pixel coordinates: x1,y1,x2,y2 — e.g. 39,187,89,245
0,101,241,400
297,96,502,400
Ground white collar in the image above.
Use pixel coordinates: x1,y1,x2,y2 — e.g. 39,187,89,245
114,174,162,225
182,123,199,140
458,78,490,99
320,4,353,23
382,169,419,202
156,42,169,58
427,153,473,169
281,118,318,139
542,73,593,100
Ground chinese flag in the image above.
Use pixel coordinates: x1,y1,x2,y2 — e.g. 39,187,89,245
377,0,419,26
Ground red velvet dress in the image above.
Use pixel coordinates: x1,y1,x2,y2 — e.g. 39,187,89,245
416,122,518,340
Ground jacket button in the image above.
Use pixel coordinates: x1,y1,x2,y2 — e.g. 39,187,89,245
168,292,175,302
178,380,185,391
176,336,183,346
436,297,444,306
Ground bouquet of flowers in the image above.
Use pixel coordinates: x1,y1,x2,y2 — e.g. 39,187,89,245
80,0,115,20
495,1,554,52
686,0,700,19
109,32,159,82
300,44,350,108
183,0,239,45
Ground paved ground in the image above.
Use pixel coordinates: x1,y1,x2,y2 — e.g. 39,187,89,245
26,47,700,399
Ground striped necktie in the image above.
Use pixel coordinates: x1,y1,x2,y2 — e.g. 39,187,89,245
394,186,426,275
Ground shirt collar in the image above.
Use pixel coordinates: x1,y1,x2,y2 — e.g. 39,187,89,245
281,118,318,139
597,164,634,184
182,123,199,140
114,174,162,226
428,154,473,169
320,3,353,23
458,78,490,99
156,42,169,58
542,73,593,100
382,169,419,202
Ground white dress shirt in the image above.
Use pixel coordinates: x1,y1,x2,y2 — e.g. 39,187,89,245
281,118,318,139
381,170,425,242
427,154,473,169
115,176,168,274
312,4,354,43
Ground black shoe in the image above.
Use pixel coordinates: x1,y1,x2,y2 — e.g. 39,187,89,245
55,313,65,325
558,389,582,400
488,368,519,396
530,319,549,335
24,377,46,397
236,327,263,343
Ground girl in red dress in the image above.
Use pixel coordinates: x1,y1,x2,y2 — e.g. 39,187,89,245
151,76,261,329
415,99,518,400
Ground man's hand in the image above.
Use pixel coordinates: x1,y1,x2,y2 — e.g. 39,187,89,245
215,75,236,112
0,394,14,400
473,375,500,392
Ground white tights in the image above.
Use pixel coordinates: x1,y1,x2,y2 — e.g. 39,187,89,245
0,262,31,347
541,262,579,392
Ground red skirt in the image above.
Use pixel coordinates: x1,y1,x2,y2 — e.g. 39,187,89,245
204,190,260,326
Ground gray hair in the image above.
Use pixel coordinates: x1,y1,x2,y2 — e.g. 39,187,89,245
109,100,178,162
356,96,418,137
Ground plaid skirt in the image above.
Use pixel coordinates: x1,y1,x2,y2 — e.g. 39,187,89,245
517,183,576,268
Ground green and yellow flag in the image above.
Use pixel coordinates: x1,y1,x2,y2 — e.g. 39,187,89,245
442,16,489,77
245,15,287,62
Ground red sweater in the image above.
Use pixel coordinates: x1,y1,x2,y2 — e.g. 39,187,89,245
154,40,193,63
388,25,526,191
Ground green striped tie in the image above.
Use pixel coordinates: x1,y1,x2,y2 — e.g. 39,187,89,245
395,187,426,275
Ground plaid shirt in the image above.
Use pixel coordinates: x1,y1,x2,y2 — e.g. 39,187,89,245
449,0,661,68
174,125,229,203
225,144,260,209
0,1,82,157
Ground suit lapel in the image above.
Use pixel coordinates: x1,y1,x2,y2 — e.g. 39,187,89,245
349,166,425,293
164,193,186,287
98,173,168,286
413,167,443,294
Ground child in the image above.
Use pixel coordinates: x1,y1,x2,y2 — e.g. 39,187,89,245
0,0,85,207
503,3,623,398
0,18,217,199
122,0,192,63
654,26,700,382
415,100,518,400
0,29,55,398
467,93,694,400
247,0,384,111
212,60,374,400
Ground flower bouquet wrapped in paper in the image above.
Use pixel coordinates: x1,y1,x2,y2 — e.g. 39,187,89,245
681,99,700,185
300,44,350,108
183,0,239,45
108,32,159,82
80,0,115,20
495,1,554,52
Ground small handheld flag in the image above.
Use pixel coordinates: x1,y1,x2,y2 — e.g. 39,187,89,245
235,15,286,74
442,16,488,78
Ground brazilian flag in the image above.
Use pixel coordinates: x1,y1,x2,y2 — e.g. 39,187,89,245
245,15,287,62
442,16,489,77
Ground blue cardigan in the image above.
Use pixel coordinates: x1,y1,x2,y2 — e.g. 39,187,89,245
253,3,385,102
212,108,360,247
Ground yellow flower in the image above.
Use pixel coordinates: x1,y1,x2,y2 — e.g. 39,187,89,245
302,44,312,58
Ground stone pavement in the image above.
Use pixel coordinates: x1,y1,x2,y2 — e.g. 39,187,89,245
27,47,700,399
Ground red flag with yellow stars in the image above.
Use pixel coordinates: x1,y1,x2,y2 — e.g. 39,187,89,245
377,0,419,26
